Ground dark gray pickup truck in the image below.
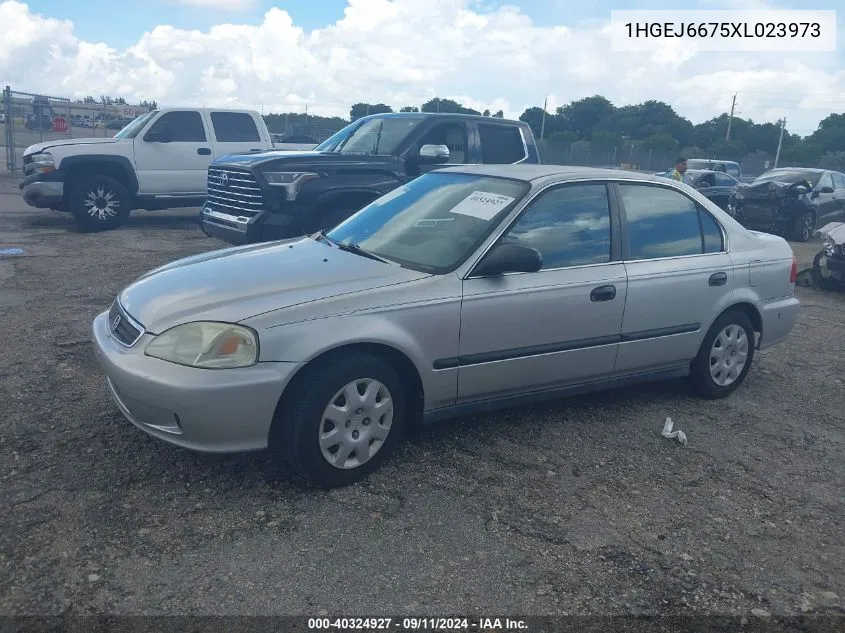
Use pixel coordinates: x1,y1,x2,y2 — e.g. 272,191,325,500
200,112,541,245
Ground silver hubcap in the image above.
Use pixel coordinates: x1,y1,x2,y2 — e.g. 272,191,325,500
802,215,814,240
709,325,749,387
319,378,393,469
84,186,119,220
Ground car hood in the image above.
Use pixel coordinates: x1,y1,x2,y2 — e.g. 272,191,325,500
118,238,429,333
734,179,810,201
212,150,402,169
24,137,119,156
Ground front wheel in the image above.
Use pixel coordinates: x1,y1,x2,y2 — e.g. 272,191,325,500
689,310,756,399
271,354,407,488
790,211,815,242
69,175,131,232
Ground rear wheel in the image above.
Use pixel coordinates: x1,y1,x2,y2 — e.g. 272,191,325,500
270,354,407,488
69,175,131,231
790,211,815,242
689,310,756,399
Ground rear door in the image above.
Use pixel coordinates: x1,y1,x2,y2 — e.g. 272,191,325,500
614,182,733,373
208,111,267,159
132,109,211,195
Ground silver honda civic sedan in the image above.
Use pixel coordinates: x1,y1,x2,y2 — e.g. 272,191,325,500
92,165,800,487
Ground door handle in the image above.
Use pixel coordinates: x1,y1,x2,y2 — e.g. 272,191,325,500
197,147,211,155
249,148,263,152
590,284,616,302
709,272,728,286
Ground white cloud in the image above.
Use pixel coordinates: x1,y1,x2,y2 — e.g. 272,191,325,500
167,0,257,10
0,0,842,135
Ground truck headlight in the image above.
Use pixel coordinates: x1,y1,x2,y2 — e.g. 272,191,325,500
262,172,319,201
145,322,259,369
25,152,55,175
822,238,835,257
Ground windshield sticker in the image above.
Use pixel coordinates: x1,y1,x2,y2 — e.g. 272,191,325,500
449,191,515,221
372,186,409,206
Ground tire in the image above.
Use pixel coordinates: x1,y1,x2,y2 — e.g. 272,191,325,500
69,175,131,231
790,211,815,242
271,354,407,488
689,310,756,399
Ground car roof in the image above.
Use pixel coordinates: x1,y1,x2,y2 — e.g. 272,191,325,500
688,159,739,165
765,167,826,173
356,112,525,125
438,164,674,183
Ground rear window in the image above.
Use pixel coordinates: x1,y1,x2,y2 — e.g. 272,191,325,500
211,112,261,142
478,124,526,164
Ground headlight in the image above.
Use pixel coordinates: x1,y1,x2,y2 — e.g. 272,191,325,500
262,171,319,201
822,238,835,257
24,152,55,175
145,322,258,369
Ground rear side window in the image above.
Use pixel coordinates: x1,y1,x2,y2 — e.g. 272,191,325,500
477,124,526,164
832,172,845,190
726,164,740,179
211,112,261,142
699,210,724,253
714,173,736,187
619,184,723,259
147,111,206,142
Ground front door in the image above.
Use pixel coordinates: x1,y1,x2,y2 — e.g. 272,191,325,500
614,182,735,373
813,172,844,226
457,182,627,402
132,110,212,195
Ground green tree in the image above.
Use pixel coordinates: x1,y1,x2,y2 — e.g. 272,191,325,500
591,130,623,147
421,98,481,115
492,110,504,118
519,106,549,138
399,106,419,112
706,139,748,161
547,130,577,143
349,102,393,121
556,95,615,139
819,151,845,171
483,109,491,117
642,132,679,151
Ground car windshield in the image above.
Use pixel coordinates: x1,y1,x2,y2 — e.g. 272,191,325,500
752,170,821,187
113,111,158,139
314,117,423,155
324,172,529,273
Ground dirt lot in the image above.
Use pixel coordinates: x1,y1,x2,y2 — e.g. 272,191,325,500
1,176,844,622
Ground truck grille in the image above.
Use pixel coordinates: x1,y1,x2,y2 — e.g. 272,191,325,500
108,301,144,347
206,167,265,220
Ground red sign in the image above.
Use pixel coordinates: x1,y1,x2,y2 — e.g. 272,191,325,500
51,117,69,133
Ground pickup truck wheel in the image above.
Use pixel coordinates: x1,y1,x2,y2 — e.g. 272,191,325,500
271,354,407,488
790,211,815,242
69,175,131,231
688,310,755,399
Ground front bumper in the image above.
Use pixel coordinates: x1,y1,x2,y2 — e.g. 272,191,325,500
20,172,64,209
92,311,304,453
758,295,800,350
200,202,306,245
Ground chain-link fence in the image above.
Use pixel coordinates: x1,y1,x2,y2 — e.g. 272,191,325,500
2,86,75,175
2,86,152,175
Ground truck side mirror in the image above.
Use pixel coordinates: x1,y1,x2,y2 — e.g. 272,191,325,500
418,144,450,164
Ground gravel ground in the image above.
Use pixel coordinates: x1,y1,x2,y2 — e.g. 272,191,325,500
1,176,844,623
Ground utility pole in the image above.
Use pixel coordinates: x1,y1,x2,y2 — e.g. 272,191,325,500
774,117,786,168
540,96,548,140
725,93,737,140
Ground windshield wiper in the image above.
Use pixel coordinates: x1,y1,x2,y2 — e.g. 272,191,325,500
336,242,393,264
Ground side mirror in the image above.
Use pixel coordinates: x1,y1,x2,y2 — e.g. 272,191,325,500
417,144,450,164
473,242,542,277
818,186,835,194
145,129,171,143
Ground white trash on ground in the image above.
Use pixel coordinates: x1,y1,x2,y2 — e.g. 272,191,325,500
661,417,688,446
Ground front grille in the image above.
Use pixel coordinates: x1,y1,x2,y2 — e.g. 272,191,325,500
206,167,265,220
108,301,144,347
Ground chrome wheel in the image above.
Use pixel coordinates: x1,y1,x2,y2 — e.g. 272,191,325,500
801,213,814,241
318,378,394,469
709,324,749,387
84,186,120,220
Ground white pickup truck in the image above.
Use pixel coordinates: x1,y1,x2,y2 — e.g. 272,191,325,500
19,107,275,230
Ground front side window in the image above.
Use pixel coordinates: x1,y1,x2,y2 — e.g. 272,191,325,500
326,172,528,273
714,173,737,187
502,184,611,269
818,173,835,191
417,123,469,163
832,172,845,190
619,184,720,259
146,111,206,142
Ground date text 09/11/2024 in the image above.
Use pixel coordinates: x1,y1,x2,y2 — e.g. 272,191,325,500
307,617,529,631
